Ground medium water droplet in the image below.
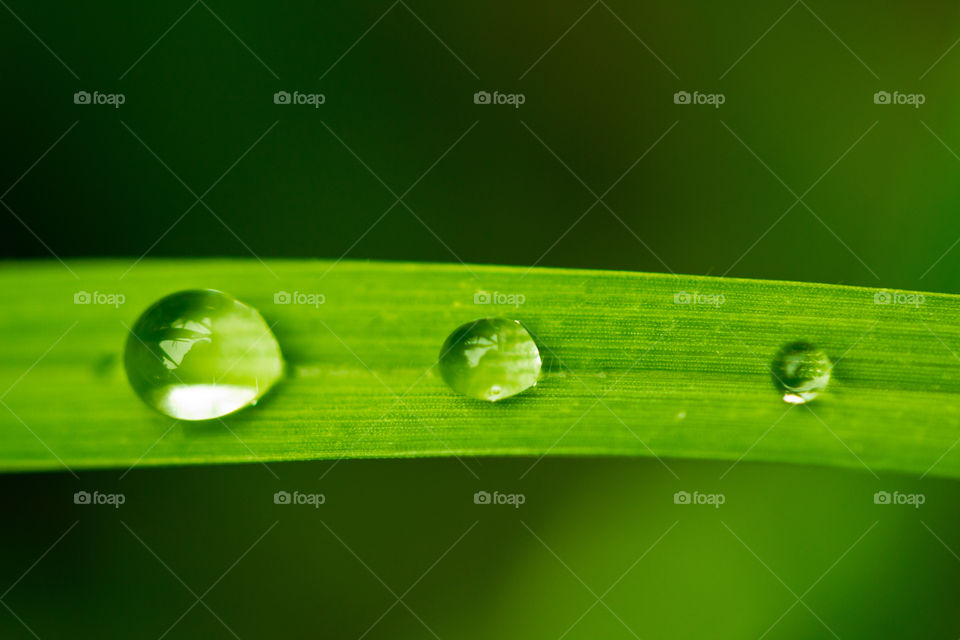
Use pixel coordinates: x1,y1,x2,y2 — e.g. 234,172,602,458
438,318,542,402
771,341,832,405
124,290,284,420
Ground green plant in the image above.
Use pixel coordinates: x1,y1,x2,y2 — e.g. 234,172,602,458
2,259,958,478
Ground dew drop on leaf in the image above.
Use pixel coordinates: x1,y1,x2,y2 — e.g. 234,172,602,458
771,341,832,405
438,318,542,402
124,290,284,420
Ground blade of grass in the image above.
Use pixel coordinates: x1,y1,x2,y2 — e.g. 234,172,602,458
1,259,959,478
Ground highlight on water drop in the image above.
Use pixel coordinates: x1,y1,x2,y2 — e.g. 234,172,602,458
771,341,832,405
438,318,542,402
124,289,284,421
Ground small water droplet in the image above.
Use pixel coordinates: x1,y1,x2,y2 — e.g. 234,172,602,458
124,290,284,420
771,341,832,405
438,318,541,402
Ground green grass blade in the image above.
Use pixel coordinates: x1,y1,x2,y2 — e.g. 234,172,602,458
2,259,958,477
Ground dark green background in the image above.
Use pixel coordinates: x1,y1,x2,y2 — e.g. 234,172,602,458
2,0,960,637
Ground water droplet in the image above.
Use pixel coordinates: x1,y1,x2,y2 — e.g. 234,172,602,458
771,341,832,405
438,318,541,402
124,290,284,420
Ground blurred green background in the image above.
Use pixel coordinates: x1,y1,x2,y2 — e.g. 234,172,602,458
2,0,960,637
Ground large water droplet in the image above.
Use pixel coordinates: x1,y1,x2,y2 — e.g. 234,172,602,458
771,341,832,405
124,290,284,420
438,318,542,402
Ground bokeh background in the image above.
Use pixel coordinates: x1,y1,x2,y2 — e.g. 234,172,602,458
2,0,960,637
